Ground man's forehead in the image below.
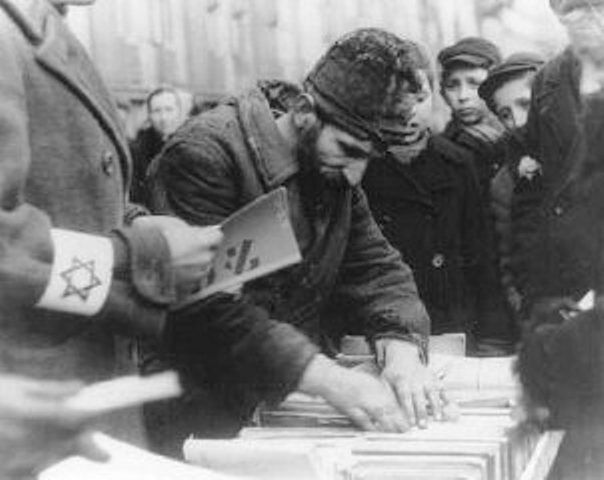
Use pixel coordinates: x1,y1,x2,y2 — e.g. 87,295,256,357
151,92,180,106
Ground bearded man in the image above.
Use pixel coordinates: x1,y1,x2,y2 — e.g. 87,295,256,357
146,29,444,457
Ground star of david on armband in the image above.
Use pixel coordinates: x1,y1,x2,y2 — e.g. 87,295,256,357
35,229,114,316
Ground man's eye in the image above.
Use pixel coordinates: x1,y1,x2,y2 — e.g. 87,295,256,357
416,91,429,103
340,143,367,159
499,110,512,122
518,98,531,110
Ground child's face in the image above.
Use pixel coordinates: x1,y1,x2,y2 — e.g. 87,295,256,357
396,70,433,144
441,67,489,126
492,72,534,130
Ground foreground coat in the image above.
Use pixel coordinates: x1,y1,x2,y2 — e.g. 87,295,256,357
513,47,604,309
146,88,430,451
0,0,175,443
363,135,484,336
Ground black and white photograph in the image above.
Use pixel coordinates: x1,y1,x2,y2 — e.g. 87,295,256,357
0,0,603,479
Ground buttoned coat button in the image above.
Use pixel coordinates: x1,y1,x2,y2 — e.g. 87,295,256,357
432,253,445,268
101,151,115,176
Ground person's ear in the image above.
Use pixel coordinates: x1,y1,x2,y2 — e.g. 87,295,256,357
292,94,320,132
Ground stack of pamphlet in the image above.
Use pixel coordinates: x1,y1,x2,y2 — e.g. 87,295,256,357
184,335,563,480
185,407,563,480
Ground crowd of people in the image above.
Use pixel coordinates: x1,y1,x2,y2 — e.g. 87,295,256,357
1,0,604,479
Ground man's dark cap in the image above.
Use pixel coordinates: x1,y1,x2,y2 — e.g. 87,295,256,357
304,28,425,149
437,37,502,71
550,0,604,15
479,52,545,106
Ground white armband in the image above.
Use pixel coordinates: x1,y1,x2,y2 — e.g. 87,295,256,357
35,229,114,316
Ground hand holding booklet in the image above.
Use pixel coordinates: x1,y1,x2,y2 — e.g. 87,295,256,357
177,187,302,309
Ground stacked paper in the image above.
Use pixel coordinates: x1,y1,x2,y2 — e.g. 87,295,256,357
186,410,562,480
40,433,248,480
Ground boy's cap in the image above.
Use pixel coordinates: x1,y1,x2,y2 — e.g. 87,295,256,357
550,0,604,15
478,52,545,104
438,37,502,71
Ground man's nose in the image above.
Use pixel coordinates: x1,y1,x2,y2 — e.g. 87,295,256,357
344,160,369,186
393,93,418,123
512,108,529,129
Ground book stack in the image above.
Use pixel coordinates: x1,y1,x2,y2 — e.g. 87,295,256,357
185,405,563,480
184,337,563,480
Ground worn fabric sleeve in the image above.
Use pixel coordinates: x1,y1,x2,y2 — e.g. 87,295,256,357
152,294,319,405
148,134,322,396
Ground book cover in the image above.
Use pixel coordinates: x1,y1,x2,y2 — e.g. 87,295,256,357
177,187,301,308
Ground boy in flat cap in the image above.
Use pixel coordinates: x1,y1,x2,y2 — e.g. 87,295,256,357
514,1,604,478
438,37,513,354
146,28,446,456
363,42,484,348
438,36,505,190
477,52,545,330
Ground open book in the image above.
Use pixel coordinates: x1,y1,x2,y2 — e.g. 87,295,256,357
177,187,301,308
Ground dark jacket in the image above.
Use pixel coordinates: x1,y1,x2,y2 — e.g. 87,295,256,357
442,117,514,343
363,135,483,335
490,132,531,320
151,87,429,357
512,47,604,309
145,88,430,444
129,126,165,206
442,116,506,202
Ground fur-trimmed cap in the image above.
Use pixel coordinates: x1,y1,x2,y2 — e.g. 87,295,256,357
304,28,426,148
550,0,604,15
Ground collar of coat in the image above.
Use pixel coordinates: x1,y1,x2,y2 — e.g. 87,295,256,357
235,88,299,190
0,0,133,189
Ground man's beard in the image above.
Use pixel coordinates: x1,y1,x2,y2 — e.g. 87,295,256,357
296,125,348,220
297,126,348,192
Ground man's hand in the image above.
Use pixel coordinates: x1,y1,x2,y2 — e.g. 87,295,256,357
133,216,223,297
376,339,445,428
298,354,409,432
0,375,108,479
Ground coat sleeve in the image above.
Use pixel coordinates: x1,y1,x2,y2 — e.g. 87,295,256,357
332,187,430,356
148,134,321,398
489,166,514,287
150,294,320,405
0,18,168,338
